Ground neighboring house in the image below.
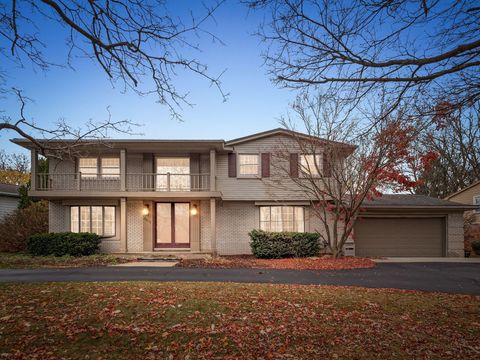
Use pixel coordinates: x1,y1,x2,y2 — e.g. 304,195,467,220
0,183,20,220
445,180,480,224
11,128,474,257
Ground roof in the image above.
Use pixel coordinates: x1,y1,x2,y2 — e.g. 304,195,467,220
444,180,480,200
225,128,356,149
10,138,227,153
362,194,477,211
11,128,356,154
0,183,20,197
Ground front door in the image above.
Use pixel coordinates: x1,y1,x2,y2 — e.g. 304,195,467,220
155,203,190,248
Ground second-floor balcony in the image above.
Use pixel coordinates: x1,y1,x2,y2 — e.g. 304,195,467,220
35,173,211,192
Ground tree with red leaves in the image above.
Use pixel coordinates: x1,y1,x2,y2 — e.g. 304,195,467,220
269,95,435,257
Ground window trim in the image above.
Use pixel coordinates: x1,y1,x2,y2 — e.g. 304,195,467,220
259,206,305,232
70,205,116,238
237,153,260,178
474,195,480,214
299,153,322,178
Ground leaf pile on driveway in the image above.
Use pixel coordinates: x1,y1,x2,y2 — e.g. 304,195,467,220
0,282,478,359
177,255,376,270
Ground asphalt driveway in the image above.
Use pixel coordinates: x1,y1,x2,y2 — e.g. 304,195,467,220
0,263,479,295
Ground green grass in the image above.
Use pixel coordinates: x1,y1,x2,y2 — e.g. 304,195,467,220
0,252,130,268
0,282,478,359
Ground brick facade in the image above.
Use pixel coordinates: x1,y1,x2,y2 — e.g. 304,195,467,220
447,212,465,257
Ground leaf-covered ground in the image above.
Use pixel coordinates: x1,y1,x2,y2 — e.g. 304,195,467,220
178,255,376,270
0,253,131,269
0,282,478,359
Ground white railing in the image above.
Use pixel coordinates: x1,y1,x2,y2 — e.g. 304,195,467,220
37,173,121,191
36,173,210,192
127,173,210,192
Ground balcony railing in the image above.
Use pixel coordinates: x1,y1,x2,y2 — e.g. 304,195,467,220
36,173,210,192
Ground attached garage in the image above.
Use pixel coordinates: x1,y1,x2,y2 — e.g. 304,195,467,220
355,217,445,257
353,195,476,258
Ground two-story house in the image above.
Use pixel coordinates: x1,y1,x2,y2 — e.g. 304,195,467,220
12,128,473,257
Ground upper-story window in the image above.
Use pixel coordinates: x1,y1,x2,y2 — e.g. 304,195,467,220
78,158,98,178
156,157,190,191
474,195,480,213
238,154,259,176
300,154,321,177
78,157,120,178
101,158,120,178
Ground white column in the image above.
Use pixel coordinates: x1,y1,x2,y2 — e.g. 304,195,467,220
209,149,216,191
120,198,127,253
210,197,217,256
120,149,126,191
30,149,38,190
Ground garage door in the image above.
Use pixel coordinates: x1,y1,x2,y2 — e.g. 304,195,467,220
354,217,445,257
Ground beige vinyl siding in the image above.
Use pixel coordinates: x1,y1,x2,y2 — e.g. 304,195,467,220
217,134,326,201
447,183,480,223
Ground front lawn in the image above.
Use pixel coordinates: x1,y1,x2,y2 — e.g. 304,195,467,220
0,253,131,269
177,255,376,270
0,282,478,358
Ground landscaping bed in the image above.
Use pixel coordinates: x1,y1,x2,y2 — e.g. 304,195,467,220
0,282,478,358
177,255,376,270
0,253,131,269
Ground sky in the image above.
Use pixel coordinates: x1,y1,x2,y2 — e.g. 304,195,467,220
1,0,297,156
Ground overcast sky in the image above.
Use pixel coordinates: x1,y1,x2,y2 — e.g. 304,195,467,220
1,0,297,155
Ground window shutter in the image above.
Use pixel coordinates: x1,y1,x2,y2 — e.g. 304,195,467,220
228,153,237,177
290,153,299,178
323,154,332,177
261,153,270,177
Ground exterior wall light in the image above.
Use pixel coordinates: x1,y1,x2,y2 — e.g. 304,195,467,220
142,204,150,216
190,204,198,216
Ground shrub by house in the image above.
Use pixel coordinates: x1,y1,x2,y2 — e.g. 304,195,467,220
27,232,101,257
249,230,321,258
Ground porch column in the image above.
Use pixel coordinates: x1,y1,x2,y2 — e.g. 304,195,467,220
210,197,217,256
120,197,127,253
30,149,38,190
209,149,216,191
120,149,126,191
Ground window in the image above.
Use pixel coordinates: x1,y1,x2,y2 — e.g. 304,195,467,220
78,157,120,179
156,157,190,191
239,154,259,176
101,158,120,178
78,158,98,178
260,206,305,232
474,196,480,214
300,154,322,177
70,206,116,236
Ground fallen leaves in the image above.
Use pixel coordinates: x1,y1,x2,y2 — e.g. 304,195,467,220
0,253,132,269
177,255,376,270
0,282,478,359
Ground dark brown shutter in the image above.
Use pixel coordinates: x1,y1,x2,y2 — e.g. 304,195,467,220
261,153,270,177
228,153,237,177
290,153,299,178
323,154,332,177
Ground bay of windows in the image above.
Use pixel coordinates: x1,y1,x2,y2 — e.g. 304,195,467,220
260,206,305,232
70,206,115,236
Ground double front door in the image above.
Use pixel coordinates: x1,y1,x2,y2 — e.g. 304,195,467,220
155,203,190,248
